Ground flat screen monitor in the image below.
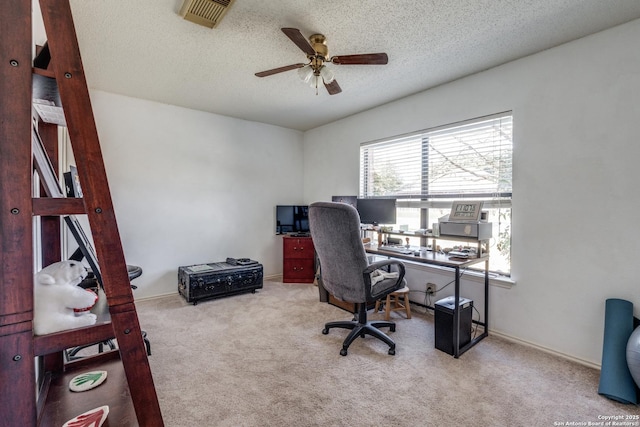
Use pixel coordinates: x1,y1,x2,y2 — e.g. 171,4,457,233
356,198,397,225
276,205,310,234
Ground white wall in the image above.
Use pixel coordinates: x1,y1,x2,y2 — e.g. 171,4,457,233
89,91,304,299
303,19,640,365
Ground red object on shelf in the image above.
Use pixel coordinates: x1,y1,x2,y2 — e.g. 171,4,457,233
73,289,98,314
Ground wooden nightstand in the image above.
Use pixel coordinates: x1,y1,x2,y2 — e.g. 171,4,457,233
282,235,315,283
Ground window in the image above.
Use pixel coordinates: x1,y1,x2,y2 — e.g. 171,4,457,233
359,112,513,275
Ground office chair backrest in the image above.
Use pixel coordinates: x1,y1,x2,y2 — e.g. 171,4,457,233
309,201,369,303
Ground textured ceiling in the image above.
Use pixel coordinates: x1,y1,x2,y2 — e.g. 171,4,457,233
35,1,640,131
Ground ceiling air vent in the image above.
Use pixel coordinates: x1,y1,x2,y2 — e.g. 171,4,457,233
179,0,236,29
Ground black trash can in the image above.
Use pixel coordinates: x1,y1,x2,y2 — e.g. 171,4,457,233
434,296,473,355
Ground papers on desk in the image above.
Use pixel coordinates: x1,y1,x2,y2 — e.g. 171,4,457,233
447,250,477,259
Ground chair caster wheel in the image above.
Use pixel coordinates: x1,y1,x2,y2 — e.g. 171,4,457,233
322,328,329,335
388,348,396,356
390,325,396,332
340,348,348,356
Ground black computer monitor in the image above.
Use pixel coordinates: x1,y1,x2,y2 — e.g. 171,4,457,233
356,198,397,225
275,205,310,234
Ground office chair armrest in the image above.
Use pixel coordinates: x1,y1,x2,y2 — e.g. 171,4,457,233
363,259,405,275
363,260,406,301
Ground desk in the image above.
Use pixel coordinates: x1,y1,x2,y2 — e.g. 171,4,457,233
365,244,489,358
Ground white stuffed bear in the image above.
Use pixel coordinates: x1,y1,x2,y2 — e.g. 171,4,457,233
33,260,98,335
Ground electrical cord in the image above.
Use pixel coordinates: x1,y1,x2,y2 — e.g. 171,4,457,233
426,267,468,295
471,303,481,339
420,267,475,318
406,267,473,316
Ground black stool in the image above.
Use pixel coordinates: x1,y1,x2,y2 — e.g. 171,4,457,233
65,264,151,360
127,265,151,356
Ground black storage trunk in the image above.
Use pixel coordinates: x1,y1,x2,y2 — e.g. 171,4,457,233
434,296,473,355
178,261,263,305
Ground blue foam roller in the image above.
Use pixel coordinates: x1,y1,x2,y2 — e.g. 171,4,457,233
598,298,637,404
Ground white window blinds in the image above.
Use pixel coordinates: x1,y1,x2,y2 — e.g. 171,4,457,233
359,113,513,202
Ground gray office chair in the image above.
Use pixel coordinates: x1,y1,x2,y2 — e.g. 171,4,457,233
309,201,406,356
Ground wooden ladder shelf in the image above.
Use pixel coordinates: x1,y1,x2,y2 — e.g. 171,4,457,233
0,1,164,425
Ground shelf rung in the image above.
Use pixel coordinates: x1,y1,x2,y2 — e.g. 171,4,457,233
34,322,114,356
32,197,85,216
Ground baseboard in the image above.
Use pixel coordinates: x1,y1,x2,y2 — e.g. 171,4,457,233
135,291,179,302
488,329,601,370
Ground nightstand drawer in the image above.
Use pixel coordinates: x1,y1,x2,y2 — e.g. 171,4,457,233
283,237,314,259
283,259,315,282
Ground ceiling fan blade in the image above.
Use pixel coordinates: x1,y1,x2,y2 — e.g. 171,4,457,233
255,63,306,78
324,79,342,95
281,28,316,57
331,53,388,65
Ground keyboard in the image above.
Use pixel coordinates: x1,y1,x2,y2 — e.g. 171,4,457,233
379,246,414,255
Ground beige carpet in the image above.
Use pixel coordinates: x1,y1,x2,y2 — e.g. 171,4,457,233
135,280,638,426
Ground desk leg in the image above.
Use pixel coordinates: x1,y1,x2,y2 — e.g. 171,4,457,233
484,259,489,333
453,266,461,358
455,259,490,358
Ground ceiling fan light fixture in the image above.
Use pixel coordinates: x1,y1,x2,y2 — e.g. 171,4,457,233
298,66,313,83
319,65,335,84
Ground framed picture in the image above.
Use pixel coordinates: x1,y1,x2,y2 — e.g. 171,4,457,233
449,200,483,222
32,124,64,198
64,215,102,285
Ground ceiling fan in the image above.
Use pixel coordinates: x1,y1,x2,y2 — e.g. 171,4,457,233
255,28,388,95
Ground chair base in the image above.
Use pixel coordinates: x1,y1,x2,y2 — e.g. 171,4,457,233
322,310,397,356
